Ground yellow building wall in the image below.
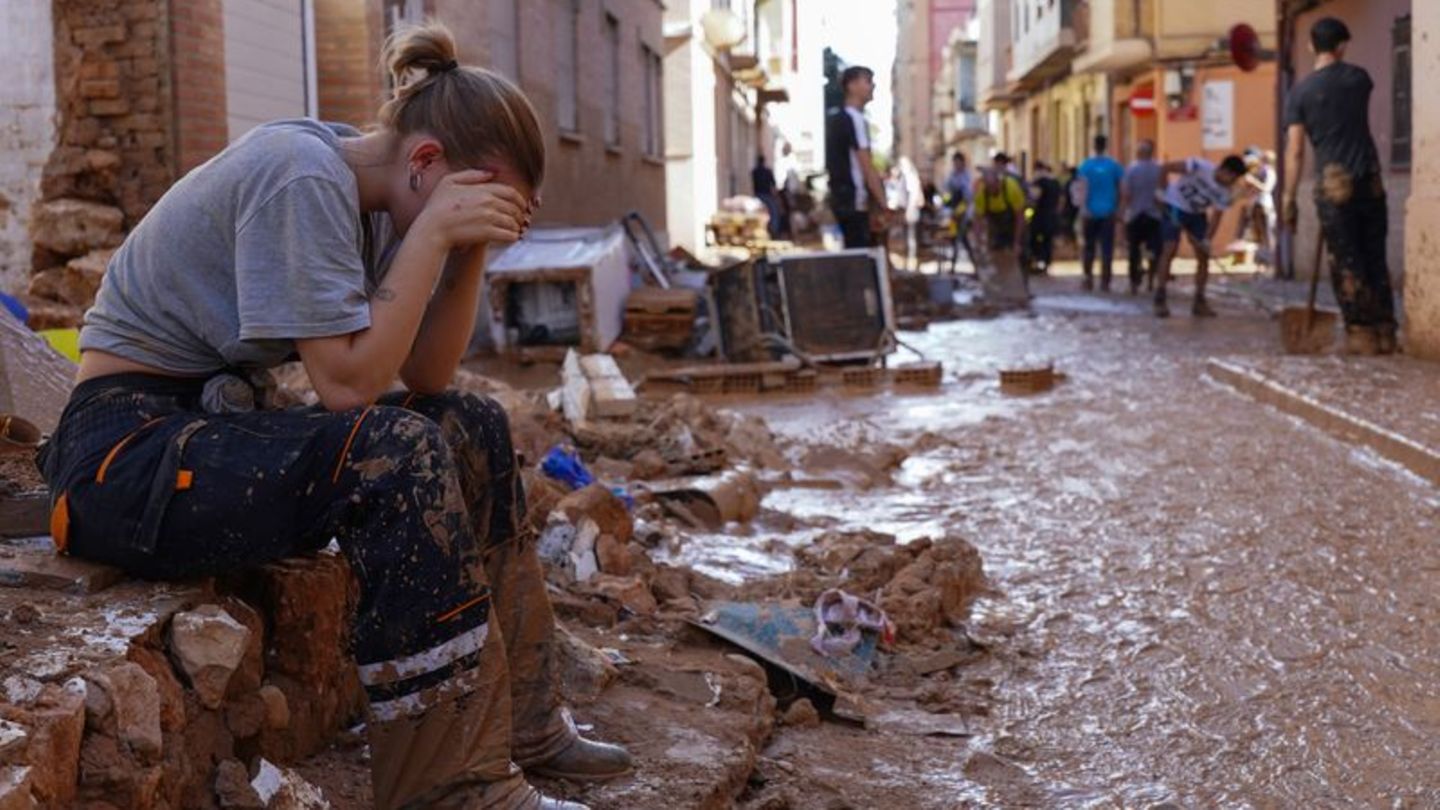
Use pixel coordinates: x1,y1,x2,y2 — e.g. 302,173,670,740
1154,0,1277,61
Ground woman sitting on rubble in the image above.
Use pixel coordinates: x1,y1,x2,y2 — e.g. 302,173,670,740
37,22,624,810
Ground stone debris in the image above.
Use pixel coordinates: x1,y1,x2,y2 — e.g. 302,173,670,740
168,605,251,710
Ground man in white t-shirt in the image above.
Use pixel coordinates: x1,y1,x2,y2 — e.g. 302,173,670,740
825,65,893,248
1152,154,1247,318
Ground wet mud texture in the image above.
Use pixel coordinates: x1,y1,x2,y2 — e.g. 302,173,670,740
728,278,1440,807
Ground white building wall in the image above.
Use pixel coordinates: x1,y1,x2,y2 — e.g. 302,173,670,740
224,0,309,139
664,0,721,253
0,0,57,294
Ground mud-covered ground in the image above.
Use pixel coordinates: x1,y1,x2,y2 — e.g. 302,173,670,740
694,274,1440,807
290,270,1438,808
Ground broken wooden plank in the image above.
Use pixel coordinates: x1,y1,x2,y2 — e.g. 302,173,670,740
0,309,76,434
0,494,48,539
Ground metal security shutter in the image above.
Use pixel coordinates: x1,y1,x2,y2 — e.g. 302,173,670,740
223,0,315,140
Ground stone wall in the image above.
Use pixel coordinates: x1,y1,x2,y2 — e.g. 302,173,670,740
0,0,58,295
0,553,363,809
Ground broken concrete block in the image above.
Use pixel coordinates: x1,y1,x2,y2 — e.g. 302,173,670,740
21,683,84,805
594,532,630,576
580,354,638,419
583,574,658,616
214,758,264,809
0,721,28,762
555,484,633,544
560,349,591,425
780,698,820,728
0,766,35,810
258,685,290,731
84,663,162,762
555,626,618,706
168,606,251,710
30,199,124,256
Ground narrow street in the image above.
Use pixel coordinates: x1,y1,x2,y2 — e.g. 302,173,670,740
686,274,1440,807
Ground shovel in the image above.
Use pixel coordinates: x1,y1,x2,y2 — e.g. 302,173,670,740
1279,233,1339,354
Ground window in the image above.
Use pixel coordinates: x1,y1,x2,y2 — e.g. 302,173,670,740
1393,15,1412,167
642,44,663,157
491,0,521,80
604,14,620,146
556,0,580,133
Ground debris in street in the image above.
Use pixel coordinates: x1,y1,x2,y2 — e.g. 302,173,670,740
999,361,1059,395
622,287,699,353
640,469,761,529
0,308,76,434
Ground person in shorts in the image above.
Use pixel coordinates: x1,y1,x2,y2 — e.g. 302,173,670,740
1152,155,1247,318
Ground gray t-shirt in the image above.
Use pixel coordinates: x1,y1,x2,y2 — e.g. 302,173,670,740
82,119,394,375
1122,159,1162,222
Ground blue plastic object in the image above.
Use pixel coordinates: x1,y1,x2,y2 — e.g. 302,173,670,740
0,292,28,324
540,446,595,490
540,445,635,510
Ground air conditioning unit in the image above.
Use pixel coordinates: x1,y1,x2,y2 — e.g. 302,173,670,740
754,248,895,363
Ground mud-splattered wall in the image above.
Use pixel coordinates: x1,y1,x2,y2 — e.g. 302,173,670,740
1403,2,1439,358
0,0,58,294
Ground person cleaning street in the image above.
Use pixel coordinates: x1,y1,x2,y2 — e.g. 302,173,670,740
37,23,626,810
1281,16,1398,354
1151,154,1247,318
971,153,1030,307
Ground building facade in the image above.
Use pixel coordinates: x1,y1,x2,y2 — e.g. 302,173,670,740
893,0,978,182
317,0,667,231
663,0,798,252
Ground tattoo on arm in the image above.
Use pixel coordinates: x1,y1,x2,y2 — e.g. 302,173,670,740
373,286,396,302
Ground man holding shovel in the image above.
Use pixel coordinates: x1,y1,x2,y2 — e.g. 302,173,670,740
1281,16,1398,354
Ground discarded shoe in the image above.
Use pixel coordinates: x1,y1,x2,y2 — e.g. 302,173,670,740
1191,298,1217,318
527,735,634,782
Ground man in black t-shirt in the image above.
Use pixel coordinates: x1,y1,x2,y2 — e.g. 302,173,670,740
1281,16,1397,354
825,65,892,248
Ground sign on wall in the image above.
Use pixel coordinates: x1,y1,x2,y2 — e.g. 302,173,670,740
1202,80,1235,150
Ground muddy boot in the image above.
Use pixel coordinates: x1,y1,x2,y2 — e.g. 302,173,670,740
1191,297,1217,318
527,726,635,782
1152,293,1170,318
1081,275,1094,292
426,765,589,810
1376,323,1399,355
1343,325,1380,355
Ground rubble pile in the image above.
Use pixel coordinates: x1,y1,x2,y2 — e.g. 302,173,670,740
0,554,360,809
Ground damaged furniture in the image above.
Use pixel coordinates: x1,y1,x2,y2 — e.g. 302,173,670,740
485,226,634,358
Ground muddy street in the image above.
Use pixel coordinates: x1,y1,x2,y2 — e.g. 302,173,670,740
693,276,1440,807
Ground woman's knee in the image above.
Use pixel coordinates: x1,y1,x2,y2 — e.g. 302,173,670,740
345,406,455,482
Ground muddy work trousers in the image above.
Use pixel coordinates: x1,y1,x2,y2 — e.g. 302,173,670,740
1315,175,1397,329
38,374,573,809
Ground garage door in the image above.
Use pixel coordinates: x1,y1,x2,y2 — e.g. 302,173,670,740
223,0,316,140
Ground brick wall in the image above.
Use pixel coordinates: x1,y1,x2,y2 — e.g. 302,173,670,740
169,0,228,173
436,0,668,230
43,0,175,229
314,0,383,127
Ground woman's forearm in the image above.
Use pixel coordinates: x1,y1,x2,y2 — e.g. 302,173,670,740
297,221,450,411
400,246,487,393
